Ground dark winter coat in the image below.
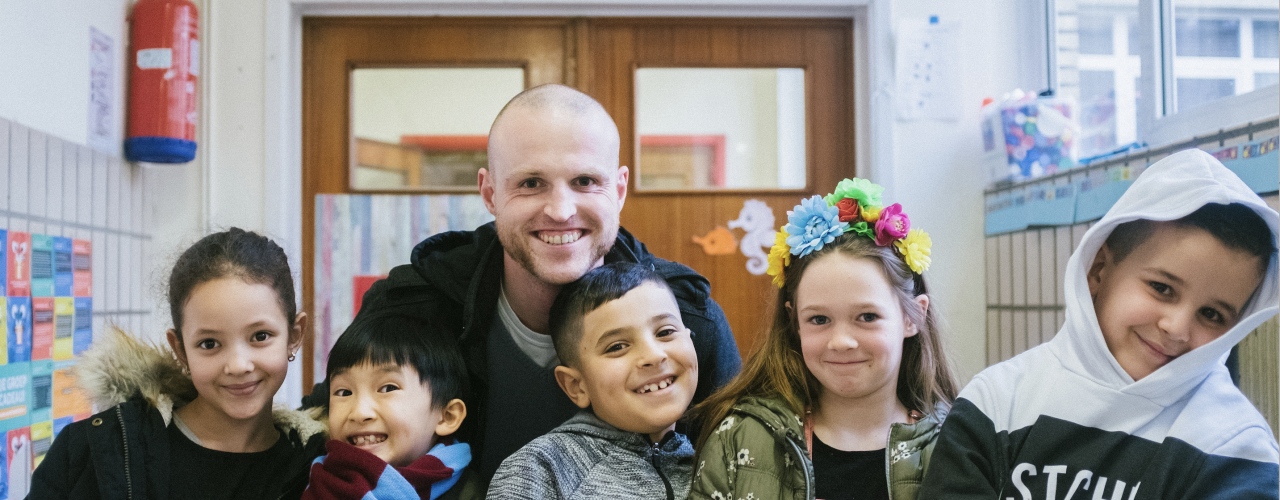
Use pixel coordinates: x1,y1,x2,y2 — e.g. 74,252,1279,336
28,328,328,500
303,223,741,474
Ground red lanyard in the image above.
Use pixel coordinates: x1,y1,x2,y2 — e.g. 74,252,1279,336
804,409,815,459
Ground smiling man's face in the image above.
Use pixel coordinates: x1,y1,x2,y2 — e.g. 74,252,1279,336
480,103,628,286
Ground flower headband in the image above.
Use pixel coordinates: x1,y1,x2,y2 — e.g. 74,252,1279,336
765,178,932,288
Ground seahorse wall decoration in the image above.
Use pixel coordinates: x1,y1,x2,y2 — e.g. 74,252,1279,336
728,199,776,275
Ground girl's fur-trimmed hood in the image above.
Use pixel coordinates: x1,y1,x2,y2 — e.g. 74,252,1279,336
73,326,327,442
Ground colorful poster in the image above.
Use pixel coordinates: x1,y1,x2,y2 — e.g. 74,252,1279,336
0,230,7,297
0,298,6,366
73,298,92,356
52,416,73,440
29,300,52,361
0,363,32,428
6,299,30,365
29,236,53,298
52,299,74,361
29,420,50,471
29,361,52,425
52,238,72,298
52,361,89,420
6,233,30,298
72,240,91,298
5,427,30,499
0,429,7,500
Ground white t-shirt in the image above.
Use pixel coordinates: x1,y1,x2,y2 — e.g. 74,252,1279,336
497,285,560,368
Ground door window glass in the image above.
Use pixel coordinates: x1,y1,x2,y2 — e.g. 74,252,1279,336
350,67,524,191
634,68,806,191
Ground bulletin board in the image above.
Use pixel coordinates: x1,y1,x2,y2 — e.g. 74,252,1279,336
0,230,93,496
313,194,492,384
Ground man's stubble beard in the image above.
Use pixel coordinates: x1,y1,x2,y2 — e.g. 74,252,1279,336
498,220,618,286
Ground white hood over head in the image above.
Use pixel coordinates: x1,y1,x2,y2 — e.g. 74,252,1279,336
1053,149,1279,405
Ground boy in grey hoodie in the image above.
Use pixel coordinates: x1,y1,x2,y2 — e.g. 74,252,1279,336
487,263,698,500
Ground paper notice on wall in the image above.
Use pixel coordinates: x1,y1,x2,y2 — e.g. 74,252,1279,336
88,27,116,155
895,16,961,121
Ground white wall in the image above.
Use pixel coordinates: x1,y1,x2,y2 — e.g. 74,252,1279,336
883,0,1030,383
0,1,129,156
0,0,177,341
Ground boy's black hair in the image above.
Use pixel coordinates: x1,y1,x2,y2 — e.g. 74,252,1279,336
548,262,674,368
1107,203,1276,275
326,313,469,409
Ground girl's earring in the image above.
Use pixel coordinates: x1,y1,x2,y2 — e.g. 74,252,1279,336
288,351,297,362
179,362,190,376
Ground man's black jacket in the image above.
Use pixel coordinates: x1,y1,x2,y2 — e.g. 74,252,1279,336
303,223,741,468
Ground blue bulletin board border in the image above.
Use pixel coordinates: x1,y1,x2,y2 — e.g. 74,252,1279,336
985,120,1279,236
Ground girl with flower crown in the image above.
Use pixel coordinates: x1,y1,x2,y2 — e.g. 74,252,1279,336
688,178,958,500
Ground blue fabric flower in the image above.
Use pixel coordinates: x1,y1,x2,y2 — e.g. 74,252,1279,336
783,195,848,257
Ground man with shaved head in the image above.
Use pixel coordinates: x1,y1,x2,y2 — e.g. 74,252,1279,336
305,84,741,485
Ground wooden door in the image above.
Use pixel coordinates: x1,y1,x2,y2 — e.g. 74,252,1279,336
301,17,855,385
582,19,856,357
301,18,575,387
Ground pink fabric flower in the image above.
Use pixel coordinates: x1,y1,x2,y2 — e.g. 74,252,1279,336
874,203,910,246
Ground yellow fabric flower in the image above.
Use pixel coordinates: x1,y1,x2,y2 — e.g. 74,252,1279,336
894,229,932,274
766,230,792,288
862,205,882,223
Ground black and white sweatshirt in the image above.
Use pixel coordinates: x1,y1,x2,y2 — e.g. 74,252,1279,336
920,149,1280,500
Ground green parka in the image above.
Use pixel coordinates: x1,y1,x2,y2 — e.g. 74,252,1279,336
689,397,946,500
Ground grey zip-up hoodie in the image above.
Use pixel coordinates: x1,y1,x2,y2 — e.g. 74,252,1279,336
486,410,695,500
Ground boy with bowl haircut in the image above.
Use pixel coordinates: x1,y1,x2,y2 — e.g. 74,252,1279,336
303,314,475,500
921,149,1279,499
487,262,698,500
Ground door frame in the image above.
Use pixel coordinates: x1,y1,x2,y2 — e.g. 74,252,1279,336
265,0,889,398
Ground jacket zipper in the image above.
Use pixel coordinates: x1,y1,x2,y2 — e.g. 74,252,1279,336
884,424,899,500
786,436,814,500
648,441,675,500
115,406,135,500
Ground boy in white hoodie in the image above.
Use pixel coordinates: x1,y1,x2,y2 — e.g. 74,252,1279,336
920,149,1279,499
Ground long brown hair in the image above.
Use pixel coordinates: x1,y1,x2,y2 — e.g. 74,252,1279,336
691,232,958,451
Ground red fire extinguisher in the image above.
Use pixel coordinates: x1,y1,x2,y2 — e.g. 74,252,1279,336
125,0,199,163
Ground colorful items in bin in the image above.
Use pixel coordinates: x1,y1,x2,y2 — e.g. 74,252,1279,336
981,89,1078,184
